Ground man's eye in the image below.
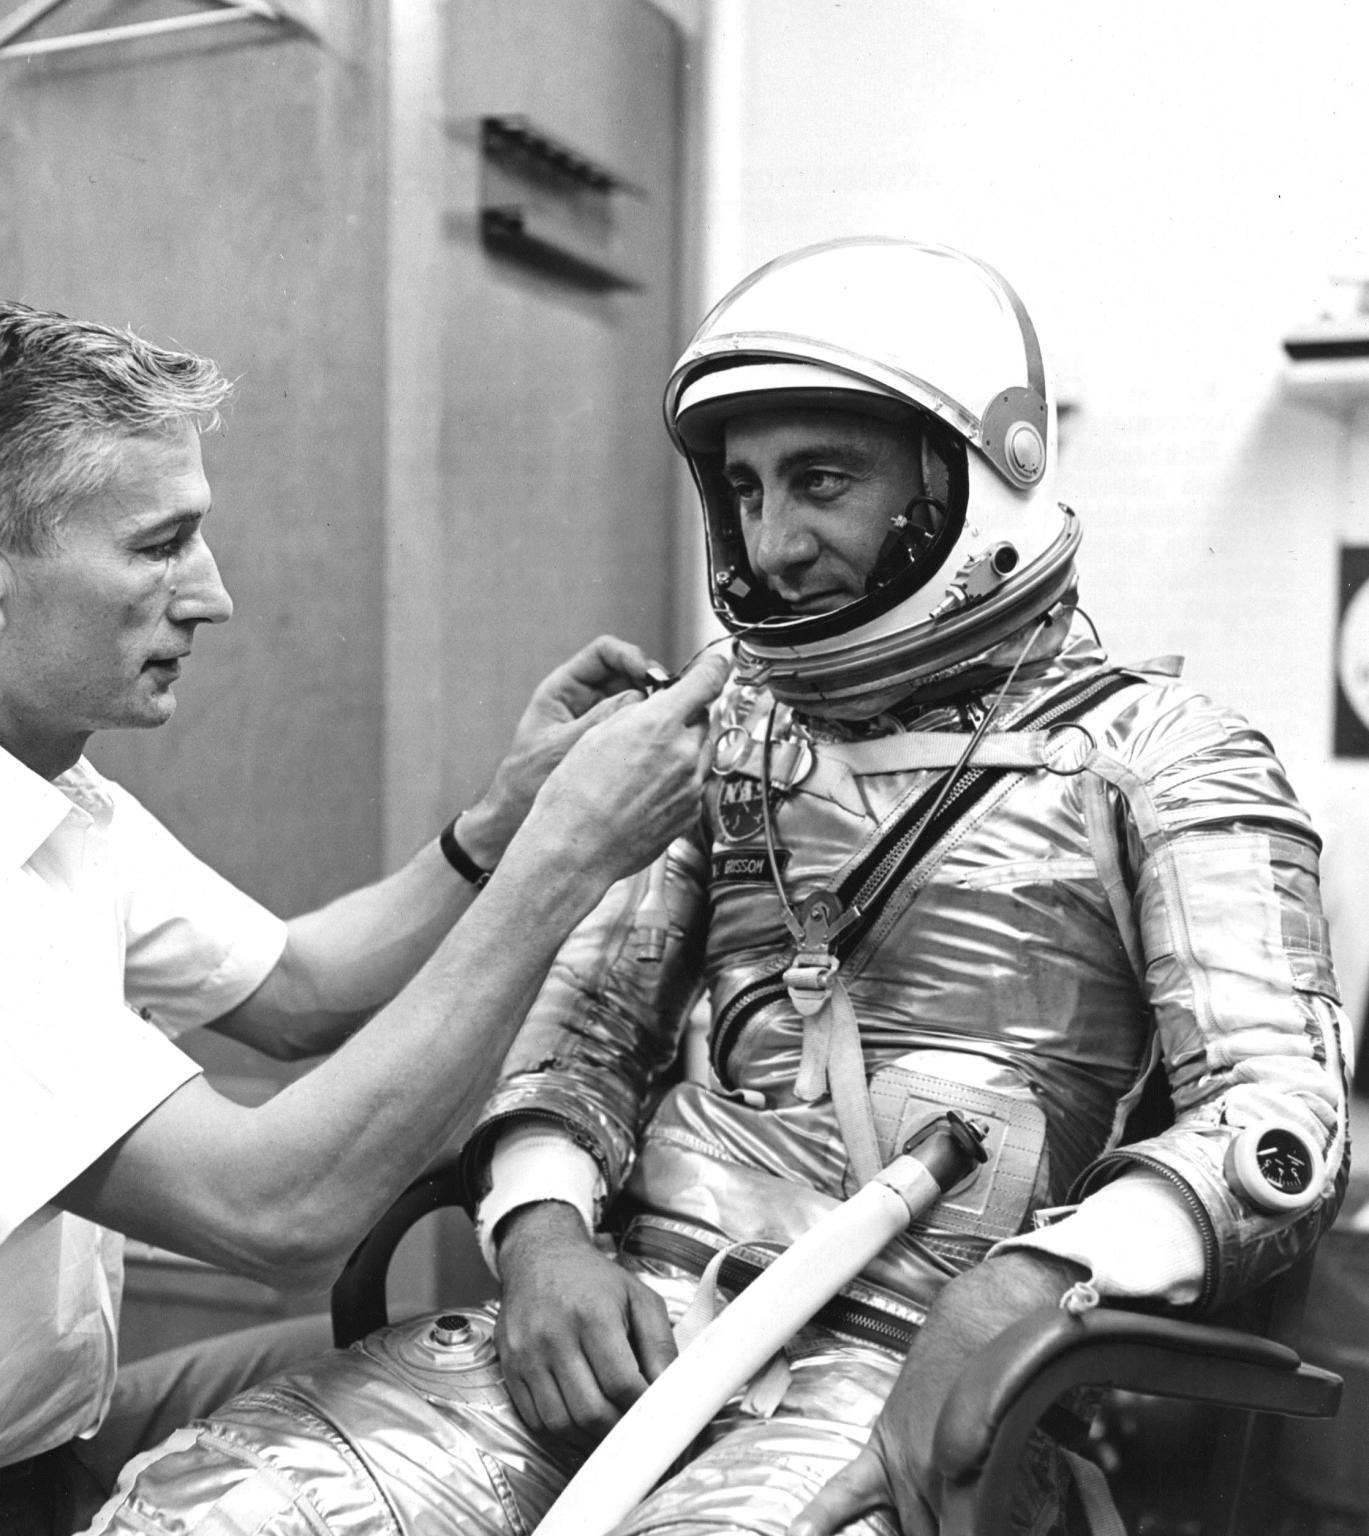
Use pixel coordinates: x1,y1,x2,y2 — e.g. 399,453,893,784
802,469,848,499
142,533,186,560
728,481,761,513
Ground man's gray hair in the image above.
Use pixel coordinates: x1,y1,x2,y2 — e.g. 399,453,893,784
0,301,233,554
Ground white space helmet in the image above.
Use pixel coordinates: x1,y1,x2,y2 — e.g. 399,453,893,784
664,237,1081,714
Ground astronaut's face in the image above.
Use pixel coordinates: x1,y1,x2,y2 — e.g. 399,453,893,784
721,408,922,615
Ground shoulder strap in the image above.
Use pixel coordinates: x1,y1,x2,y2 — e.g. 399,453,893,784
787,669,1150,1185
829,668,1145,967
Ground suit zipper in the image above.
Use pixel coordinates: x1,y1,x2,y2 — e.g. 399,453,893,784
712,670,1139,1084
710,974,788,1083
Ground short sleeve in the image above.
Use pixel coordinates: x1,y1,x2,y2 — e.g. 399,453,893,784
0,960,201,1240
108,783,288,1036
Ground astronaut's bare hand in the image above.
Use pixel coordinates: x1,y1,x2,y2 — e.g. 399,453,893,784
460,636,666,866
494,1201,677,1448
524,652,728,885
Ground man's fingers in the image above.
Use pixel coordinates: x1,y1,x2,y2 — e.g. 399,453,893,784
551,1347,628,1443
789,1447,893,1536
505,1358,576,1441
536,637,729,731
626,1284,679,1384
563,652,728,746
572,634,653,683
650,652,730,720
582,689,643,722
504,1369,547,1437
510,1351,611,1448
546,635,654,714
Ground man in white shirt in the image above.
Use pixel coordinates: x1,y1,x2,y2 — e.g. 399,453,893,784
0,298,727,1535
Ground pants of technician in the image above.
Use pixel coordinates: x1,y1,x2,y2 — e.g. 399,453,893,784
0,1313,335,1536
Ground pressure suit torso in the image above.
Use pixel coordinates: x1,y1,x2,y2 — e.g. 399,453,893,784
87,619,1347,1536
466,620,1344,1320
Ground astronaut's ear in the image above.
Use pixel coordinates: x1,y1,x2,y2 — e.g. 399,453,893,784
0,554,14,638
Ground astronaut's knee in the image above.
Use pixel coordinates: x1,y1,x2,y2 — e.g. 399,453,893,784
88,1310,578,1536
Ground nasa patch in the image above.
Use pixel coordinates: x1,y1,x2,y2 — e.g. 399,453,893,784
716,774,782,844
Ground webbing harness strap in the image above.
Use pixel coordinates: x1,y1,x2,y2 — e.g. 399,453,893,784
671,1239,795,1418
783,668,1146,1189
794,975,885,1187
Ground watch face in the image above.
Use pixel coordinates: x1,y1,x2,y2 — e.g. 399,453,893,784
1257,1129,1314,1194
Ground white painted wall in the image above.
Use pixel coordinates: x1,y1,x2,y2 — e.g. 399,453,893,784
671,0,1369,1029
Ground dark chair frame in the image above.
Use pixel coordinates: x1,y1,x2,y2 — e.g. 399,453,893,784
933,1262,1341,1536
332,1168,1343,1536
332,1165,466,1348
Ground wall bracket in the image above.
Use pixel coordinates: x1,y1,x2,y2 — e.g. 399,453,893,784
477,114,645,293
0,0,311,62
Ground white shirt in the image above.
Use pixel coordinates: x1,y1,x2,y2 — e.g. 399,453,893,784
0,747,288,1464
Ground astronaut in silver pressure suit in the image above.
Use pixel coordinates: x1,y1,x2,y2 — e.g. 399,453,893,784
87,239,1349,1536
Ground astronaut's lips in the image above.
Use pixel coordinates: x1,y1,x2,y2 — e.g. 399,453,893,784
781,589,852,614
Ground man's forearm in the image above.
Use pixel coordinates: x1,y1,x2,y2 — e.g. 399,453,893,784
789,1250,1090,1536
60,819,622,1289
211,834,479,1058
870,1248,1089,1529
912,1249,1090,1376
252,824,620,1229
60,657,725,1288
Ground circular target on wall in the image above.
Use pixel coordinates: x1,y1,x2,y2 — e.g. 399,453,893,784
1335,546,1369,756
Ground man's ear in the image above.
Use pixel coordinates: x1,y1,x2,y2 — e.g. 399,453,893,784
0,553,15,638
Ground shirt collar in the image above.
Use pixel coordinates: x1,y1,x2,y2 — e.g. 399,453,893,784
0,744,114,869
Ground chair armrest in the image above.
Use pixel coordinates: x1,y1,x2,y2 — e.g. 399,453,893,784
331,1164,468,1347
934,1305,1342,1536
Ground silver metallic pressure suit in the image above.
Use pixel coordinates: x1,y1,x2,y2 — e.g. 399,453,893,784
84,240,1348,1536
85,620,1348,1536
466,618,1347,1316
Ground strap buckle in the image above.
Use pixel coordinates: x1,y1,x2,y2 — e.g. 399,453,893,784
782,890,857,1015
782,955,839,1015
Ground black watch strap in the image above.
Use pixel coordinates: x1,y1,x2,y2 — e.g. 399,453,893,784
440,816,494,889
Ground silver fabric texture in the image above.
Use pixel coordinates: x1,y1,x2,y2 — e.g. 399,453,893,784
472,616,1346,1311
88,613,1347,1536
85,1299,1072,1536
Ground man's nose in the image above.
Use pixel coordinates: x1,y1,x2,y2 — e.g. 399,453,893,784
169,537,233,625
750,494,818,579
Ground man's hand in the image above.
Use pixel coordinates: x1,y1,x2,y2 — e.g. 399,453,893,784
461,637,695,867
494,1201,678,1449
517,651,727,887
790,1251,1088,1536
